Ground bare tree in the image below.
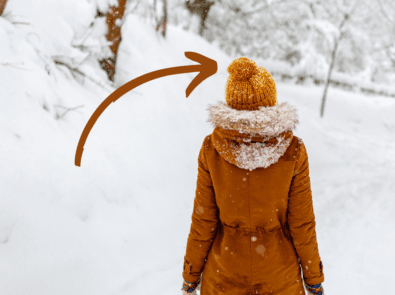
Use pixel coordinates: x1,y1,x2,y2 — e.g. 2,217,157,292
185,0,215,36
0,0,8,16
154,0,168,37
320,0,358,118
98,0,128,82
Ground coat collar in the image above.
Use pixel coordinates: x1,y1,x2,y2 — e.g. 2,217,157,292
208,101,299,170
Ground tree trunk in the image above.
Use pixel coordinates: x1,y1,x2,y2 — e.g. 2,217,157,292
320,13,349,118
155,0,168,37
101,0,127,81
320,38,340,118
162,0,168,37
0,0,8,16
185,0,214,36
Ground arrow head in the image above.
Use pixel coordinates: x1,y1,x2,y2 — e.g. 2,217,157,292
184,52,218,97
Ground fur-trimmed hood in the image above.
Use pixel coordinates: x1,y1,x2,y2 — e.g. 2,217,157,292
208,102,299,170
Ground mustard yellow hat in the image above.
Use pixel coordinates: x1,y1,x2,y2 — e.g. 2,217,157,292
225,57,277,110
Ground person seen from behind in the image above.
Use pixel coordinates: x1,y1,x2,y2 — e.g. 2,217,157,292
181,57,325,295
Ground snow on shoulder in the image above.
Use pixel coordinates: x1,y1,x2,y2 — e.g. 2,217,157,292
208,101,299,170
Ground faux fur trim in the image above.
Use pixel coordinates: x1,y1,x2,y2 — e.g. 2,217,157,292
208,101,298,137
208,101,299,170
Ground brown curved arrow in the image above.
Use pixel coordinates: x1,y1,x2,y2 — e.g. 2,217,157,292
75,51,217,167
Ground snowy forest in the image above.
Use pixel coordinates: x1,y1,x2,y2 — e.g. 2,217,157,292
173,0,395,95
3,0,394,96
0,0,394,294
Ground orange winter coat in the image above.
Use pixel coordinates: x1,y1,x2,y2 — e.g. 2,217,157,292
182,102,324,295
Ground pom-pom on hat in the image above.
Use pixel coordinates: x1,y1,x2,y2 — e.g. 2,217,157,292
225,57,277,110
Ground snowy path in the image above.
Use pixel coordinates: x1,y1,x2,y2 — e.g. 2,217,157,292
277,84,395,294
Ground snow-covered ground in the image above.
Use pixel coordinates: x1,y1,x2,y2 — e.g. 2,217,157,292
1,1,394,294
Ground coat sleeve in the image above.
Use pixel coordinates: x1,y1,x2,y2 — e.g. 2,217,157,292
287,140,324,285
182,139,219,283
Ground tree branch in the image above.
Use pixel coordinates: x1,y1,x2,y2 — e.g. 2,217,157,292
216,0,268,17
54,60,113,93
54,104,84,120
11,22,30,25
1,61,24,66
376,0,394,23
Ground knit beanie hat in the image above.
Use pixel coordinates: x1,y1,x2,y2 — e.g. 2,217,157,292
225,57,277,110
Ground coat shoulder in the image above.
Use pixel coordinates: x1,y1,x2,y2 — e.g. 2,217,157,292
201,133,215,151
291,135,304,146
280,135,301,161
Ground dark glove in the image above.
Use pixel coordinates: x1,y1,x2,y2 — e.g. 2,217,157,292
304,282,324,295
181,275,202,294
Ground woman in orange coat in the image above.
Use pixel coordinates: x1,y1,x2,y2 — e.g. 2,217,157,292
181,57,325,295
